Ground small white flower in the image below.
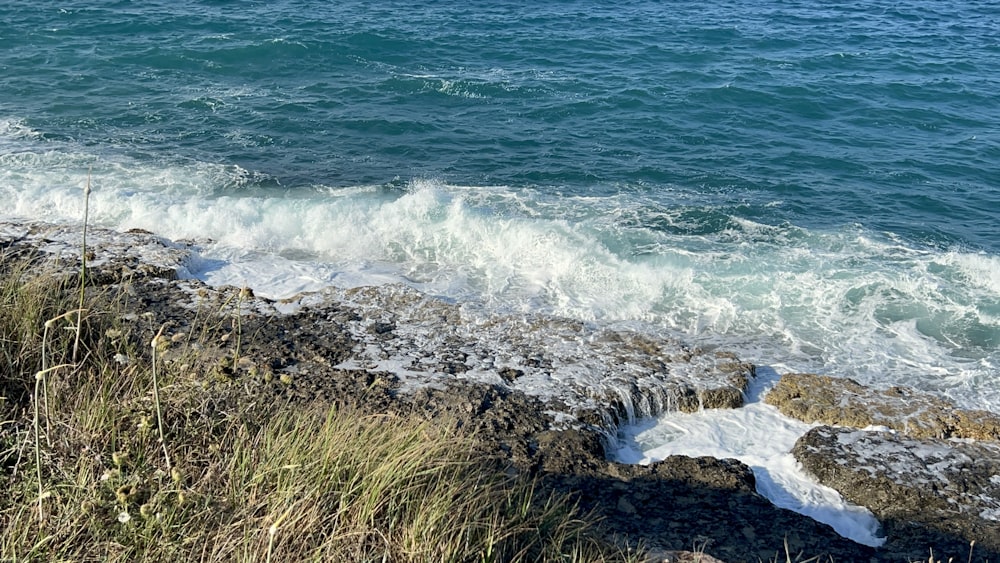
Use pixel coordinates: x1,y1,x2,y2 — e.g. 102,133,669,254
117,511,131,524
114,354,131,366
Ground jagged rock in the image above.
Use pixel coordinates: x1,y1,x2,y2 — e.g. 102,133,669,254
772,374,1000,560
605,454,758,492
765,372,1000,440
545,455,877,563
0,221,195,283
794,426,1000,561
322,283,757,428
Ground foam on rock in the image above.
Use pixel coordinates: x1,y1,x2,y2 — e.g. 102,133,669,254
1,221,753,433
794,426,1000,560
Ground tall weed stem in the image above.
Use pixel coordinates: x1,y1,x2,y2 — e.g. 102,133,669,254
73,167,92,362
40,309,85,445
33,363,73,524
151,324,172,471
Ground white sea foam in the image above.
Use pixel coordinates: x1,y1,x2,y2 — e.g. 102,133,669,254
2,138,1000,544
1,150,997,403
0,118,42,143
613,373,886,547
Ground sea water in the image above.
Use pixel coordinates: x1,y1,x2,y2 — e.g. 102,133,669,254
2,0,998,547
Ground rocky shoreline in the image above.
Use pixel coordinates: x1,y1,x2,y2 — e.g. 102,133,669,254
3,220,998,562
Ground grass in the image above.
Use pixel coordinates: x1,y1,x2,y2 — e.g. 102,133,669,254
914,543,979,563
0,248,640,562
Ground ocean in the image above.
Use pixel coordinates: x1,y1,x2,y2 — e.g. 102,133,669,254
2,0,998,547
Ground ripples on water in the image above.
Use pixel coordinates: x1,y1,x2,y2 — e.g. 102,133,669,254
3,1,997,246
1,0,998,384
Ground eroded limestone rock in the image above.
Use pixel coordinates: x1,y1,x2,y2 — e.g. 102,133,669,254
278,283,756,431
765,372,1000,440
794,426,1000,561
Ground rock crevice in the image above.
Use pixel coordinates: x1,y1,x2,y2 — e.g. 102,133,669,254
768,372,1000,561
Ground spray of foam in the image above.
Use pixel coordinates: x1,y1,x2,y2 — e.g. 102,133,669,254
1,137,998,409
0,119,43,143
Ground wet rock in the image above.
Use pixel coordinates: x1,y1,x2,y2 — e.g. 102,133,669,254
545,455,875,563
765,372,1000,440
497,366,523,383
293,284,758,430
3,221,758,434
0,221,195,284
609,455,758,492
793,426,1000,562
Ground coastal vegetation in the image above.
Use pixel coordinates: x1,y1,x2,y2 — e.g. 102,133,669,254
0,249,638,562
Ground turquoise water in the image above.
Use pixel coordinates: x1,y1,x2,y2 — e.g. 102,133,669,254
3,0,1000,543
2,1,999,399
4,1,999,247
